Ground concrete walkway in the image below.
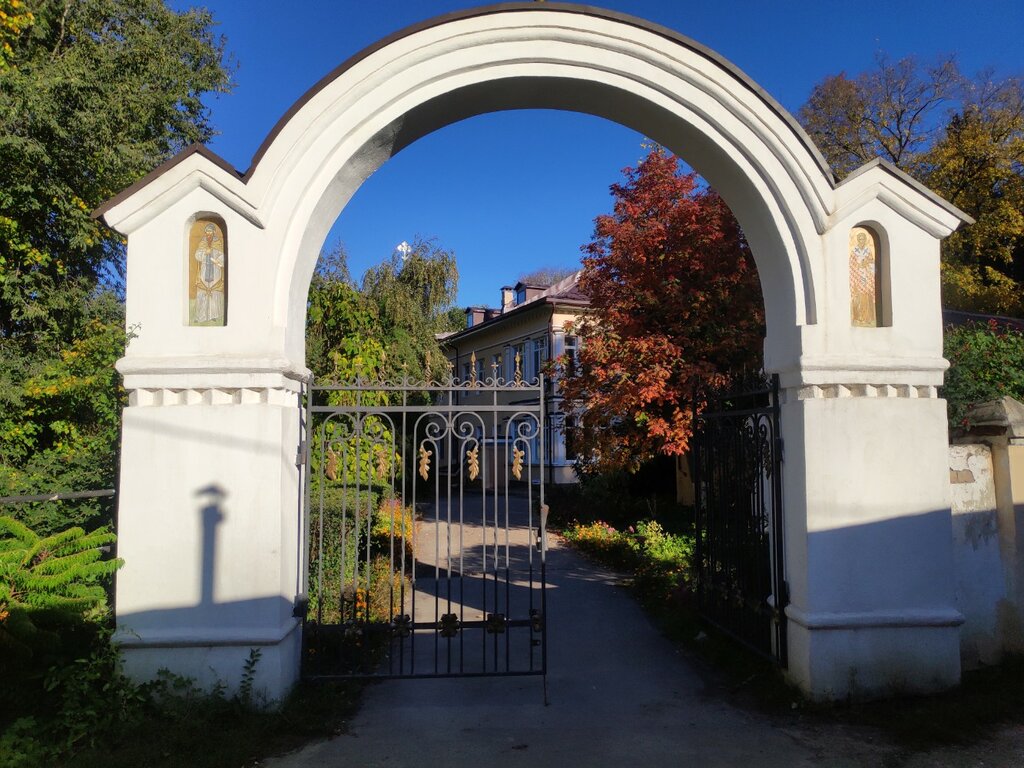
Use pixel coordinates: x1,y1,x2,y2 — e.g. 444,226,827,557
265,495,1023,767
266,494,874,768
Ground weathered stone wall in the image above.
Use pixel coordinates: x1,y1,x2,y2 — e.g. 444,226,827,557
950,435,1024,667
949,444,1005,666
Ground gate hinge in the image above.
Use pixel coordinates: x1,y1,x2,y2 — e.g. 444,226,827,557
295,440,307,467
775,436,784,462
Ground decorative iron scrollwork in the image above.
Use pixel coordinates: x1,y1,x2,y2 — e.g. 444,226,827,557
530,609,544,633
391,614,412,639
511,446,525,480
418,444,432,481
438,613,461,638
374,446,389,480
485,613,507,635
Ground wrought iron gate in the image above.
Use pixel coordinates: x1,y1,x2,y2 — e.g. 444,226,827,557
692,373,787,665
298,373,548,680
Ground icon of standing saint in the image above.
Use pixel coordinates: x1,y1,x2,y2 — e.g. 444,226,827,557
189,219,226,326
849,227,878,327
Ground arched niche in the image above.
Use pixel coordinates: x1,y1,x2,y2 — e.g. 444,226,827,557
186,214,228,327
849,223,894,328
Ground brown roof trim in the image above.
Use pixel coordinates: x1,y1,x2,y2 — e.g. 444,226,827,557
443,294,591,345
243,3,836,184
840,158,974,225
96,2,841,219
92,143,242,220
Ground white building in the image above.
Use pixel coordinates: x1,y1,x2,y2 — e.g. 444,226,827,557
441,273,590,486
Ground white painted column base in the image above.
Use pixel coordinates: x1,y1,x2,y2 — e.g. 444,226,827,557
118,622,302,704
786,613,961,699
779,388,963,700
114,375,304,705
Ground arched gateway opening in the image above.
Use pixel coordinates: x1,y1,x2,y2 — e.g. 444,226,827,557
97,4,969,701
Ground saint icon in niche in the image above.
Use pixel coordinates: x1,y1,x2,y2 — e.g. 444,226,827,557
188,219,226,326
849,226,879,327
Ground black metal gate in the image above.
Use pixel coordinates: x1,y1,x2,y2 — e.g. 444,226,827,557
692,373,787,665
297,372,548,680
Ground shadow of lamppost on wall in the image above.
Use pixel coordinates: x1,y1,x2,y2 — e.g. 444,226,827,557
196,484,226,608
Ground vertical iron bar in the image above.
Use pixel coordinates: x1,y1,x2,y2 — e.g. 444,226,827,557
770,373,787,667
538,375,546,678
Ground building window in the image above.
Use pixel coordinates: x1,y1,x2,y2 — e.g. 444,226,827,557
516,287,526,305
475,356,484,383
564,335,579,375
564,416,578,461
530,337,548,383
507,342,526,381
462,362,471,383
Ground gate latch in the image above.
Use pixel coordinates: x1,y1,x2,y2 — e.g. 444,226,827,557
295,440,307,467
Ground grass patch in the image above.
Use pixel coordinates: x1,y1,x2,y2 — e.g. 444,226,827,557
0,635,365,768
63,678,364,768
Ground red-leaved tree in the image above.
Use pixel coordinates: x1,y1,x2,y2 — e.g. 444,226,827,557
560,148,764,471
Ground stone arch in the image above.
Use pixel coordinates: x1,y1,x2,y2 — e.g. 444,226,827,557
98,4,971,701
246,8,833,369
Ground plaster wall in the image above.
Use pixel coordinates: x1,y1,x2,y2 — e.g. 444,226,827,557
948,444,1007,666
781,394,962,697
114,397,303,701
992,443,1024,652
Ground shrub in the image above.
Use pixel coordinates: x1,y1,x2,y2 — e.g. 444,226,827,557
561,517,695,604
561,520,636,569
943,321,1024,428
308,496,414,625
0,516,122,688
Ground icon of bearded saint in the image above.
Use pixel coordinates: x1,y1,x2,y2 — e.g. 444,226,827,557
849,228,877,327
191,221,226,325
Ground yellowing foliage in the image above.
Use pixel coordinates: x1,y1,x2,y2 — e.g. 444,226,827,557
0,0,33,69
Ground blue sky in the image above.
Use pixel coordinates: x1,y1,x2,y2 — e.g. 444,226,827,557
174,1,1023,308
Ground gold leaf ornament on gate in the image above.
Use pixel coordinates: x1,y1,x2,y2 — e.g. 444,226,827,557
418,445,432,481
466,445,480,481
375,447,389,480
325,449,338,481
511,446,525,480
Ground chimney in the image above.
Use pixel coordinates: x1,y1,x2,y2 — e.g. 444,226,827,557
501,286,514,311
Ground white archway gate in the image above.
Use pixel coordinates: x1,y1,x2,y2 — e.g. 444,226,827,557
98,3,970,701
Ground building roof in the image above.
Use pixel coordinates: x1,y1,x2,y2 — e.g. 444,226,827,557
446,271,589,345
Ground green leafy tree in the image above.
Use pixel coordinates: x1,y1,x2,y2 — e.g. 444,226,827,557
943,321,1024,428
0,0,233,528
0,294,129,534
799,56,1024,315
361,237,459,383
0,1,33,69
307,245,386,385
